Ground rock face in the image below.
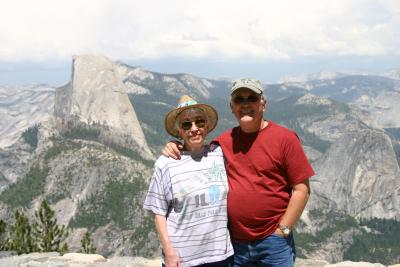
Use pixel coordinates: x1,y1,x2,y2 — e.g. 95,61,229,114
0,253,161,267
309,129,400,219
55,55,153,159
324,262,385,267
352,91,400,128
0,85,55,149
276,93,400,221
0,254,396,267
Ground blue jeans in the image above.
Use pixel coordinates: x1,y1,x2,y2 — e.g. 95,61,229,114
232,234,296,267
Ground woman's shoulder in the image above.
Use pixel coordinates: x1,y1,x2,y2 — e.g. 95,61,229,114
208,143,221,152
154,155,178,168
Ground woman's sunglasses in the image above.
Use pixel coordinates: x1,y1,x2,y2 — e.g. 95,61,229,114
180,119,207,130
232,94,260,104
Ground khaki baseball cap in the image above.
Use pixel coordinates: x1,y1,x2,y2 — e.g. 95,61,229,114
231,78,263,95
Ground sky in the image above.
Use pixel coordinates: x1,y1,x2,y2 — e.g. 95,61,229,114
0,0,399,85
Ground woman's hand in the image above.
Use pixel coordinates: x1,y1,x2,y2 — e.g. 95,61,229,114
154,214,181,267
164,246,181,267
162,141,183,160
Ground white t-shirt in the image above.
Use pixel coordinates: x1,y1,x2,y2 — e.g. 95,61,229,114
143,145,233,267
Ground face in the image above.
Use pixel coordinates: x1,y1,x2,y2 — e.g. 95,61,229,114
177,108,209,151
230,88,265,127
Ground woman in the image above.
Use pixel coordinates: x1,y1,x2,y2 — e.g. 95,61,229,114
143,95,233,267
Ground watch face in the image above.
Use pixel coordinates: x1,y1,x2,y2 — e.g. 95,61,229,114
283,228,290,235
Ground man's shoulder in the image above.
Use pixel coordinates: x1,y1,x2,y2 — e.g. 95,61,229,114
268,121,298,139
213,127,237,143
219,127,236,137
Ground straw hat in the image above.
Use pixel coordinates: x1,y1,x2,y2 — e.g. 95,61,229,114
164,95,218,138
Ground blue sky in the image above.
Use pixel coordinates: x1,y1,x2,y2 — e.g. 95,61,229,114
1,0,399,85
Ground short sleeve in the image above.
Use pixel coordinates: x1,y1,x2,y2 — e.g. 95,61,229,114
143,164,171,216
283,132,315,185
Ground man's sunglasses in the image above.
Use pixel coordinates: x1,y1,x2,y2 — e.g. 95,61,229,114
232,95,260,104
180,119,207,130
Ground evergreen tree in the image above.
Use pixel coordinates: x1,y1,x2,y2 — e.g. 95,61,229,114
32,200,69,252
60,243,69,254
8,211,36,254
0,219,8,250
21,124,39,149
80,231,97,254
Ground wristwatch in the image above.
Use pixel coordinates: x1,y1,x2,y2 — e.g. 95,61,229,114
278,224,291,237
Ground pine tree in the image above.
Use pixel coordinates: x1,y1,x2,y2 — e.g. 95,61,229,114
0,219,8,250
31,200,69,252
8,211,36,254
80,231,97,254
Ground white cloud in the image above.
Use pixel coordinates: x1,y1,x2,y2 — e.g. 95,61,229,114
0,0,399,62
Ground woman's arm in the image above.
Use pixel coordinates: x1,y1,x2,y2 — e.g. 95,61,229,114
154,214,181,267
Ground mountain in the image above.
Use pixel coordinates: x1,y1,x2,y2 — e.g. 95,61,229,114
271,72,400,128
265,93,400,263
0,55,399,264
381,69,400,80
0,85,55,148
309,128,400,219
55,55,153,159
278,71,349,84
266,94,400,212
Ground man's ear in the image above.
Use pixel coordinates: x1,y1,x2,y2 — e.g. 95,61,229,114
261,96,266,112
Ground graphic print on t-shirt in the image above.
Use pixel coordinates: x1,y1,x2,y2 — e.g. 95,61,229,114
172,160,227,219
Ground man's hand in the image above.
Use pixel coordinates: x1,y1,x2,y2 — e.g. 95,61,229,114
164,246,181,267
273,227,286,237
162,141,183,160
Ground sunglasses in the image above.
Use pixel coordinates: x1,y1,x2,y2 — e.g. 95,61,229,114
232,94,260,104
180,119,207,130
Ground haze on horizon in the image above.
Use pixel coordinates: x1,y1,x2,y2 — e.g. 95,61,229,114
0,0,399,85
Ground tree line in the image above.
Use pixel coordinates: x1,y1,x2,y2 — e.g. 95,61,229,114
344,217,400,265
0,200,96,255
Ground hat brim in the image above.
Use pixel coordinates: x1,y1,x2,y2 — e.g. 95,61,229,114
164,103,218,138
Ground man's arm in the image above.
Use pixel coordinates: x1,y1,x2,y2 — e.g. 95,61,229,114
162,141,183,160
154,214,181,267
274,179,311,236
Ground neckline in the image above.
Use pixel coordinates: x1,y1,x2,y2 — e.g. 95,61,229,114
181,145,209,156
238,120,271,136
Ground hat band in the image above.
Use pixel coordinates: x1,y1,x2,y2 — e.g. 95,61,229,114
177,100,197,108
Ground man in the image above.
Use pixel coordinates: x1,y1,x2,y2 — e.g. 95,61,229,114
163,78,314,267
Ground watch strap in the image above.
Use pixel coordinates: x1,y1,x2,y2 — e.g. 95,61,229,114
278,224,291,236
